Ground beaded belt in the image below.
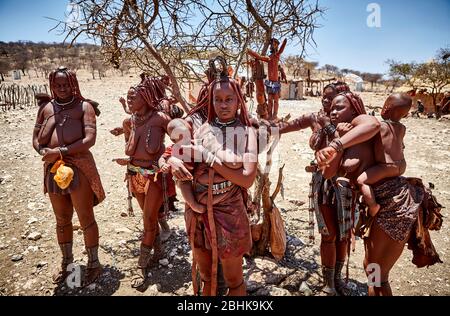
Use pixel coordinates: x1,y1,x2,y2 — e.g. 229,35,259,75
127,164,158,178
195,181,234,195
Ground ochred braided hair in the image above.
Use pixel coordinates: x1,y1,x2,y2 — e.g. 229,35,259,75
49,67,83,100
323,81,350,94
337,91,366,115
49,66,101,116
187,65,216,118
130,73,169,109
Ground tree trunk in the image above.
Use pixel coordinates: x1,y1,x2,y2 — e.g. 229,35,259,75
432,90,437,113
0,73,4,82
92,71,95,80
252,172,272,256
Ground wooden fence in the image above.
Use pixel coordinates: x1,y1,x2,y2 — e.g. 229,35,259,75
0,83,49,111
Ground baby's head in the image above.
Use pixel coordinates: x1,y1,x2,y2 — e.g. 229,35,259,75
167,119,192,144
381,93,412,121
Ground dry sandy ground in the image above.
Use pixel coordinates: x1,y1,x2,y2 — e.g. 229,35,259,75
0,72,449,296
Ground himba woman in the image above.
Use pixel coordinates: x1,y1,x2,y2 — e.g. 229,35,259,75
181,66,258,296
32,66,105,286
316,92,443,296
111,74,182,242
116,75,173,289
267,81,354,295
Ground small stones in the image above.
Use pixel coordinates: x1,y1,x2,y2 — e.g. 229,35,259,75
27,217,38,225
159,259,169,267
115,227,132,234
37,261,48,268
27,232,42,241
299,282,313,296
26,246,39,253
11,254,23,262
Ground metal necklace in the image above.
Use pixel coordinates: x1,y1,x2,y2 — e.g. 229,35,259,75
54,97,75,108
214,117,237,129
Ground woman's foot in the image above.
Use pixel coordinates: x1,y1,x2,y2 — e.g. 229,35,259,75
83,265,103,287
83,245,102,287
334,261,351,296
52,266,71,284
158,219,172,242
131,269,148,289
132,244,153,289
52,242,73,284
335,279,352,296
322,266,337,296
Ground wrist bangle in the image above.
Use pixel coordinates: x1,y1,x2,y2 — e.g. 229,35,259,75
323,124,336,136
329,138,344,153
59,146,69,156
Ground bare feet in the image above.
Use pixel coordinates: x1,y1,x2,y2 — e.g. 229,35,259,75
83,265,103,287
52,265,71,284
335,280,352,296
159,218,172,242
131,269,148,290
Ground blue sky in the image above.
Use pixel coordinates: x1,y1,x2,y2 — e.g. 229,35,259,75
0,0,449,74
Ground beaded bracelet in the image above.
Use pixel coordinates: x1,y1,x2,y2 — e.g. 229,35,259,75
323,124,336,137
329,138,344,153
59,146,69,157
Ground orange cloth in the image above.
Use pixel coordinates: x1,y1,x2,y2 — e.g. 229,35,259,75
44,151,105,206
50,160,74,190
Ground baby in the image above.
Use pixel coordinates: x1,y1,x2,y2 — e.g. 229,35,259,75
357,93,412,217
160,119,242,214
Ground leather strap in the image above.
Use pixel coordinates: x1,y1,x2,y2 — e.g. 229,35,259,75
207,168,218,296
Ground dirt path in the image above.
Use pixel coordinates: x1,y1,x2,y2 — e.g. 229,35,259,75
0,74,449,296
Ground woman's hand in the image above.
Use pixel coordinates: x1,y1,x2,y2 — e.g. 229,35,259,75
112,158,130,166
41,148,61,163
315,146,337,168
159,163,171,174
202,132,222,153
167,156,193,181
110,127,124,136
119,97,126,106
182,144,206,162
336,123,353,136
190,202,206,214
317,110,331,127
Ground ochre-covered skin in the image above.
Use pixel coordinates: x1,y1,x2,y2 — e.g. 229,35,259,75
113,76,175,289
183,78,257,296
247,38,287,120
271,83,357,296
357,94,412,217
315,93,430,296
32,67,105,286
